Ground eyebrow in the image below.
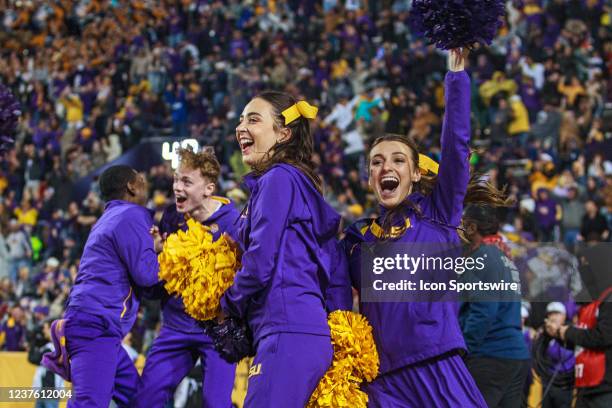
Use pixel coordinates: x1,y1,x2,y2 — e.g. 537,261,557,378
174,174,193,181
371,151,408,159
239,112,262,120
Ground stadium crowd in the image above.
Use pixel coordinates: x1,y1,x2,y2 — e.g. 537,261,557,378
0,0,611,405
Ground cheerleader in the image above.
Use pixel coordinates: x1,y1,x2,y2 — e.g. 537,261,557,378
343,50,495,407
44,165,159,408
134,148,238,408
219,92,345,407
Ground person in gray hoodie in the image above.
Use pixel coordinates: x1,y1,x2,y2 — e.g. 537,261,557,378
561,186,586,248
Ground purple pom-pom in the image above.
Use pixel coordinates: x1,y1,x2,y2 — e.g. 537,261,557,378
200,317,255,363
0,84,21,154
411,0,506,50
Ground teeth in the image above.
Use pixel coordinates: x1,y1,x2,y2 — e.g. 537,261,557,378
380,175,400,192
239,136,254,148
381,176,399,182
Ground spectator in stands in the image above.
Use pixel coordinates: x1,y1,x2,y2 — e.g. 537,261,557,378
561,186,586,247
6,219,31,283
14,266,35,299
14,198,38,227
580,200,610,242
534,188,561,241
0,305,26,351
0,225,9,280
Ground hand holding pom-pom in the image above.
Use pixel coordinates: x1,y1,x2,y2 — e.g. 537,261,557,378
158,219,240,321
448,48,469,72
200,317,255,363
221,232,242,256
150,226,167,254
411,0,506,50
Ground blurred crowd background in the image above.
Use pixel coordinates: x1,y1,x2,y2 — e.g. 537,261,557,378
0,0,611,403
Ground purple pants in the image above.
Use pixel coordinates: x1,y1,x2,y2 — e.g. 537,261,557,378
133,326,236,408
244,332,333,408
64,311,138,408
364,352,487,408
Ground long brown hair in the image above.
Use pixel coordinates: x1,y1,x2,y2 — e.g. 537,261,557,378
370,134,513,237
248,91,322,193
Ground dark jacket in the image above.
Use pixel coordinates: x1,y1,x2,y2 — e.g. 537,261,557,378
565,243,612,396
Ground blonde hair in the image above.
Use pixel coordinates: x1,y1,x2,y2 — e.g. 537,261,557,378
177,148,221,183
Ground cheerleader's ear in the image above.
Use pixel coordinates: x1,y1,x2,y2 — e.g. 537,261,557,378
276,127,292,143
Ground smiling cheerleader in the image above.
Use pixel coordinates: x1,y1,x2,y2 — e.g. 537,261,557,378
342,49,512,407
219,92,347,407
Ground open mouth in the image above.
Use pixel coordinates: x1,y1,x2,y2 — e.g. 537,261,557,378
379,176,400,196
239,136,254,152
176,196,187,204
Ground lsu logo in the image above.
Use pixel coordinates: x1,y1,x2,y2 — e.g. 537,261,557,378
248,363,262,378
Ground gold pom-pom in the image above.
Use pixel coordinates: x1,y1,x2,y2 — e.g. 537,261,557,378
158,218,240,321
308,310,379,407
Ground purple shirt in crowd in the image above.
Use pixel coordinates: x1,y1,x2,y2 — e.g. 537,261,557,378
1,319,25,351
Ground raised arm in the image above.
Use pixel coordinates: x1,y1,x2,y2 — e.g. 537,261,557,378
429,49,471,226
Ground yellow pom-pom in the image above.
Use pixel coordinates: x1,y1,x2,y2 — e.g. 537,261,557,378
308,310,379,407
327,310,379,382
158,219,240,321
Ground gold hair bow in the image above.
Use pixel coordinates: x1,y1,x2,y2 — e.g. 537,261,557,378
419,154,439,175
281,101,318,125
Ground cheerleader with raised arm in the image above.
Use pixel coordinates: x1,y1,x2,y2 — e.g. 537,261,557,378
343,49,514,407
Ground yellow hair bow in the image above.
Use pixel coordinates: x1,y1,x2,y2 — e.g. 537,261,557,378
281,101,318,125
419,154,439,175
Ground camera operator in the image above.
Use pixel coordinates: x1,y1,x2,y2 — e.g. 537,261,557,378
27,317,64,408
545,242,612,408
533,302,575,408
